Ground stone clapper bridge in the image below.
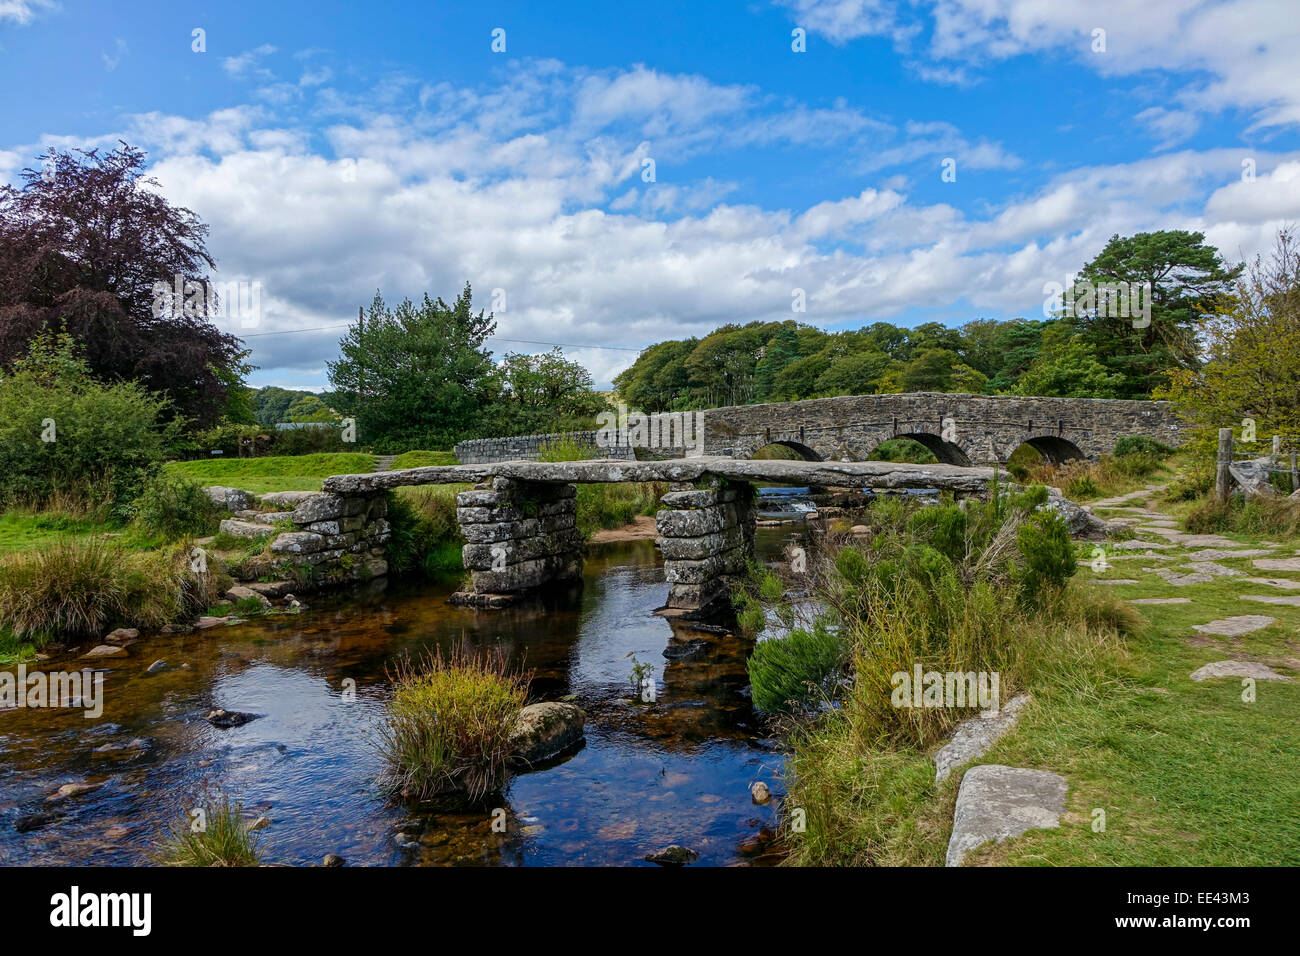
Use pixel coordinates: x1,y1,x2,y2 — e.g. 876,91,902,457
272,456,1031,615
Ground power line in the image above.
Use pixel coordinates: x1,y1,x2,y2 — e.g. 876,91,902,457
237,323,644,352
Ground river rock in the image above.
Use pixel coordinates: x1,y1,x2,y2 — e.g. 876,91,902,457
226,585,272,607
1043,489,1105,537
750,781,771,804
104,628,139,645
15,811,59,832
46,781,103,803
643,845,699,866
508,702,585,766
322,853,345,867
81,644,126,659
146,660,167,674
206,486,255,512
205,708,261,728
194,616,228,629
945,765,1066,866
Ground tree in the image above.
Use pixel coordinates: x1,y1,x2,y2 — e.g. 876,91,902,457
327,285,498,451
0,143,246,427
1158,228,1300,448
1011,324,1125,398
285,394,339,423
1068,230,1240,397
488,347,607,434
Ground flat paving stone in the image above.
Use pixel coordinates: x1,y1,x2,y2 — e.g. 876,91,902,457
1240,594,1300,606
1254,557,1300,572
945,765,1067,867
1111,539,1174,550
1093,579,1139,585
934,694,1030,784
1192,615,1278,637
1129,597,1193,605
1146,568,1213,586
1185,548,1274,560
1189,660,1293,682
1245,577,1300,590
1180,561,1244,577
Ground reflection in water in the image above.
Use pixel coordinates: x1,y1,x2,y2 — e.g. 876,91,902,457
0,532,797,866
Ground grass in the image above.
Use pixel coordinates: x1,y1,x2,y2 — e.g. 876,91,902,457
376,646,530,801
0,510,122,555
1014,448,1187,503
156,795,264,867
165,452,375,495
389,450,458,469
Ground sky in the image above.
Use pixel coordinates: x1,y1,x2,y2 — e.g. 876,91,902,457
1,0,1298,391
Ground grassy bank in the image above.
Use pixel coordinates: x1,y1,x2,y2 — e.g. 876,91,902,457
767,479,1300,866
165,453,376,495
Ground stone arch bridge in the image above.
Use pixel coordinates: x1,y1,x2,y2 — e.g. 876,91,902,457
454,392,1185,467
269,457,1093,617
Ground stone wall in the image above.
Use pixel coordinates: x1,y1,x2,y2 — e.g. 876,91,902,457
453,430,635,464
655,480,756,612
453,477,583,600
268,492,390,585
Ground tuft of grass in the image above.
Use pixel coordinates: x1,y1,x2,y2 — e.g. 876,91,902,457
377,645,531,802
748,621,847,713
155,794,264,867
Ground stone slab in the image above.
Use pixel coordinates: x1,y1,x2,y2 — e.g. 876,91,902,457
1239,594,1300,606
945,765,1067,867
1129,597,1192,605
1189,660,1293,682
934,694,1030,784
1192,615,1277,637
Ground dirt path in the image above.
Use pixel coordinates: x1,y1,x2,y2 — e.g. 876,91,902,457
590,514,657,543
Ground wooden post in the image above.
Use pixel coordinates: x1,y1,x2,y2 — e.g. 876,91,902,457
1273,434,1282,460
1215,428,1234,503
1291,449,1298,493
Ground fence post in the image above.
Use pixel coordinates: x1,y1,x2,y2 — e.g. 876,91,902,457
1291,449,1298,493
1273,434,1282,461
1215,428,1234,503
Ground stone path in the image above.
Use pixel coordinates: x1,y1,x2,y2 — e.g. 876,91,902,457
1130,597,1192,605
1246,577,1300,590
373,455,398,473
945,766,1067,866
1240,594,1300,607
1254,557,1300,572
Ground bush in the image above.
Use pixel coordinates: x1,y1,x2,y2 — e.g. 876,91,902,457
130,472,222,541
377,646,530,801
156,794,263,867
1113,436,1172,458
0,332,175,513
0,539,209,644
747,622,846,713
1014,510,1078,603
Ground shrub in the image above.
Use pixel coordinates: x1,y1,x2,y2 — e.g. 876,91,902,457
748,622,846,713
0,539,206,643
1065,473,1101,499
1113,436,1172,458
376,646,530,801
0,332,175,513
1014,510,1078,603
130,472,222,541
156,794,263,867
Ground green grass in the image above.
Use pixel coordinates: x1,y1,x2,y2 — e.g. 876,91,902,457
165,453,375,495
0,511,119,555
389,450,458,469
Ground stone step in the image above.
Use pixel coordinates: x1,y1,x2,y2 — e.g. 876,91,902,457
945,765,1067,866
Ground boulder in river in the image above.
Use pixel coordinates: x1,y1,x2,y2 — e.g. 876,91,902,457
508,701,585,767
205,708,261,728
643,845,699,866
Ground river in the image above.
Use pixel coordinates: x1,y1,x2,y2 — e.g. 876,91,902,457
0,530,796,866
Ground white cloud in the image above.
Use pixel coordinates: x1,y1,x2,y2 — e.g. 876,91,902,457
0,0,55,26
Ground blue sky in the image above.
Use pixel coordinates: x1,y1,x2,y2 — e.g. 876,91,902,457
2,0,1298,390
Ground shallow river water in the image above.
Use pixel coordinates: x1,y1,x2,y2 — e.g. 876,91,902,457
0,532,793,866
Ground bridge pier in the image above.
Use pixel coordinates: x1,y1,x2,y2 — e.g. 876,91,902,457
452,477,583,605
655,479,756,615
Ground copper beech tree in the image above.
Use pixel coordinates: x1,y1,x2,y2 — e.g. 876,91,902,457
0,142,246,428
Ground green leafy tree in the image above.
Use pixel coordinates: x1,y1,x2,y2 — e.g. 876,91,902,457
327,285,497,452
1069,230,1240,397
488,347,607,434
1011,324,1125,398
